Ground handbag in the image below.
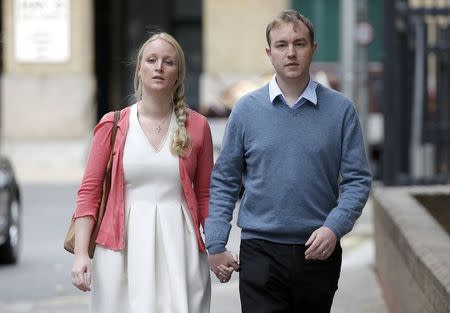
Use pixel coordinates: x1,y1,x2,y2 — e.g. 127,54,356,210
63,110,120,259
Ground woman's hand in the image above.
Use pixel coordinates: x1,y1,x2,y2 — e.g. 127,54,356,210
71,254,92,292
208,250,239,283
71,217,95,291
217,264,235,283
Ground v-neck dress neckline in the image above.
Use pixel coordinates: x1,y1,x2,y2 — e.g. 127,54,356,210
134,104,176,153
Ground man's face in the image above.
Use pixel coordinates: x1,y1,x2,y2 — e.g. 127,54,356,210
266,22,317,82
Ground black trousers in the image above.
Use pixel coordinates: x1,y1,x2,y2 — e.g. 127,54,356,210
239,239,342,313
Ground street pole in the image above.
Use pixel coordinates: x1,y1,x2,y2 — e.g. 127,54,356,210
342,0,372,160
341,0,355,100
355,0,370,155
410,16,426,179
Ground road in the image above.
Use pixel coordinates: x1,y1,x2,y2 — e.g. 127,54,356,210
0,183,242,313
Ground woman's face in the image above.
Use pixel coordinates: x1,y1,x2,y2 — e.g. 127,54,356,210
138,38,179,95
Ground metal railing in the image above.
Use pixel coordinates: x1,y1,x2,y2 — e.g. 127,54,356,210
382,0,450,185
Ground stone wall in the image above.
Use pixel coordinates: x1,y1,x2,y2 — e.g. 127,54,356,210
200,0,288,111
372,186,450,313
1,0,95,182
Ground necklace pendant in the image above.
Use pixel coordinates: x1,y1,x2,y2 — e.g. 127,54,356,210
156,125,161,134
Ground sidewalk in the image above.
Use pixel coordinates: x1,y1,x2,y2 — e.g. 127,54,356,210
332,198,388,313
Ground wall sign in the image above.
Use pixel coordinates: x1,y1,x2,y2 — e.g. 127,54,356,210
14,0,70,63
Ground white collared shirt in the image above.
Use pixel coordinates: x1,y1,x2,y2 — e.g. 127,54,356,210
269,75,318,108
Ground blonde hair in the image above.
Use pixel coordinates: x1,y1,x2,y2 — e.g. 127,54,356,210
133,32,191,157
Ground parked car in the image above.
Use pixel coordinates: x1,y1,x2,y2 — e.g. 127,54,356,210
0,156,21,264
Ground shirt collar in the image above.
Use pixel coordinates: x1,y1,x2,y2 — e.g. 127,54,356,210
269,75,318,106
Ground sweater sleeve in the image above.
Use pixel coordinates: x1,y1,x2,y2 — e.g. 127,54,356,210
205,103,245,254
323,106,372,239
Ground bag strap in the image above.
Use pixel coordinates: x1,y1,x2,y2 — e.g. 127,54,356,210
105,110,120,172
87,110,120,258
111,110,120,147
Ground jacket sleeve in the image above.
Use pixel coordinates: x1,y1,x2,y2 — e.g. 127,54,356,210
194,117,214,230
74,112,115,222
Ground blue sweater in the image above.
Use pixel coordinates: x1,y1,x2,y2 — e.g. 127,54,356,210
205,83,372,254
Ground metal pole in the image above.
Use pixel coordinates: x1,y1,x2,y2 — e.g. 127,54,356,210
341,0,355,99
355,0,370,157
382,0,400,185
410,16,426,179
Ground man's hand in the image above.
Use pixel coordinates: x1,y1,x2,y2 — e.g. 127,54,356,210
208,250,239,283
305,226,337,260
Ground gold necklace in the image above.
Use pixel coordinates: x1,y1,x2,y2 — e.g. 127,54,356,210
138,101,173,134
149,111,172,134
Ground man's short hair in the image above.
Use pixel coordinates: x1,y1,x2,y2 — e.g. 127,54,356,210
266,9,315,46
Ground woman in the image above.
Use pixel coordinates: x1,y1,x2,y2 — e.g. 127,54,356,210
70,32,224,313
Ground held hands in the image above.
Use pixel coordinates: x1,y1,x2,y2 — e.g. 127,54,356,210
71,254,92,292
305,226,337,260
208,250,239,283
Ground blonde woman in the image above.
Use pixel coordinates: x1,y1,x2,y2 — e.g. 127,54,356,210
70,32,218,312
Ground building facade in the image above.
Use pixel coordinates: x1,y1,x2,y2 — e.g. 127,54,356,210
1,0,406,182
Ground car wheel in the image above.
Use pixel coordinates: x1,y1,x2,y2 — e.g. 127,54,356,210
0,197,21,264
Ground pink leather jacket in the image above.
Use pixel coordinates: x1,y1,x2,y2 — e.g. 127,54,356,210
74,106,213,253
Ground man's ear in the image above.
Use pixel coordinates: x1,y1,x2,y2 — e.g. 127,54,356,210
312,42,318,55
266,47,271,57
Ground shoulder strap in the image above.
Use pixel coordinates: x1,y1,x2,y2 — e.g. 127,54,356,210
105,110,120,172
89,111,120,258
110,110,120,149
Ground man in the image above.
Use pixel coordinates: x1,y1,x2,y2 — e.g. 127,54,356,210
205,9,372,313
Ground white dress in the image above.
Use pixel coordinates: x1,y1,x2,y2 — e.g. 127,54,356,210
90,104,211,313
